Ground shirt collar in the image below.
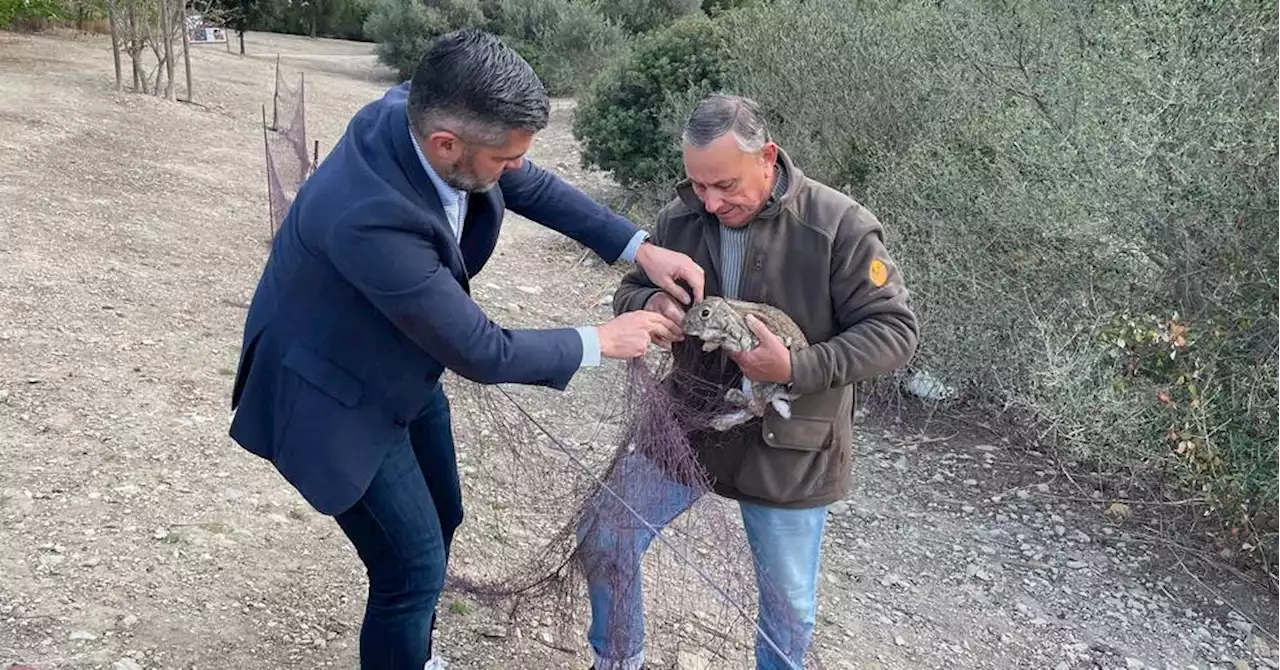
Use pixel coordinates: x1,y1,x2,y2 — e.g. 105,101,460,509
408,125,462,210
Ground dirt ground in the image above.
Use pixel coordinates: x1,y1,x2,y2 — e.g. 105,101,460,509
0,28,1277,670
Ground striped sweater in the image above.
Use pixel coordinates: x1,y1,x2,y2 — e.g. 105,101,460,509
718,163,789,299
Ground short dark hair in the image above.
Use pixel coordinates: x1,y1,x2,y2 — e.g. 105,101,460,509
407,28,550,146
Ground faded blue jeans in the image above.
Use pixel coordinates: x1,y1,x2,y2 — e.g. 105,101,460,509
577,451,828,670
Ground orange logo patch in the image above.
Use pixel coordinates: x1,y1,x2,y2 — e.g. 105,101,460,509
868,258,888,287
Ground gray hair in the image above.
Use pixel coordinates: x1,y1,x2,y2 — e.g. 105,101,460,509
681,94,770,153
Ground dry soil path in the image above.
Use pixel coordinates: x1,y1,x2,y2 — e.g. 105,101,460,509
0,29,1276,670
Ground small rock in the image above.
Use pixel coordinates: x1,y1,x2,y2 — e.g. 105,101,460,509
68,629,98,641
0,389,9,403
961,505,976,514
1230,619,1253,637
963,479,978,487
1066,560,1088,569
1125,658,1146,669
112,660,144,670
828,501,850,516
894,635,906,646
515,285,542,295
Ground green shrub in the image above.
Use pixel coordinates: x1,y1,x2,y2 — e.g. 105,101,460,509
591,0,699,34
572,12,732,187
0,0,62,29
713,0,1277,568
491,0,626,96
363,0,484,80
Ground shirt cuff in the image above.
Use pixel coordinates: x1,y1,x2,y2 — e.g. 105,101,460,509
617,230,649,264
576,326,602,368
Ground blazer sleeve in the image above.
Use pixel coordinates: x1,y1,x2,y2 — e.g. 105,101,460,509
612,204,674,315
325,209,584,390
498,159,641,263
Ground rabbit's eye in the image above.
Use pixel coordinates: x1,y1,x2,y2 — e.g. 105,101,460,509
700,308,711,317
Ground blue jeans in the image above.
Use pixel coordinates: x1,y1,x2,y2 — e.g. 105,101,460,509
577,451,827,670
333,385,462,670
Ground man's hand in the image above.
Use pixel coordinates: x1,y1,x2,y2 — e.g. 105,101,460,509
598,311,681,359
643,293,686,348
634,242,705,307
729,314,793,383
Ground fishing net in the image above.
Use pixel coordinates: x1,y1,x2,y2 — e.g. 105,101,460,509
262,58,313,238
261,72,825,670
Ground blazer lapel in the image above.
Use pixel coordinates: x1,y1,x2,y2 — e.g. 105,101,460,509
458,188,503,279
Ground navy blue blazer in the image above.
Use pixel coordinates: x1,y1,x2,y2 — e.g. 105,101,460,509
229,82,641,515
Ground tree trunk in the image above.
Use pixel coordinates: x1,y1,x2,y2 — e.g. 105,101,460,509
128,3,143,92
181,1,193,102
161,0,176,101
107,0,123,91
238,29,245,55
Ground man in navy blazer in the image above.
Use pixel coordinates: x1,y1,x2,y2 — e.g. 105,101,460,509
228,28,704,670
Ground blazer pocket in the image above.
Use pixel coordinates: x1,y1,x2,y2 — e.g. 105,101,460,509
282,345,363,408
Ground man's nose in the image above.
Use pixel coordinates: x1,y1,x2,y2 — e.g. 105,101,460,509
702,192,723,213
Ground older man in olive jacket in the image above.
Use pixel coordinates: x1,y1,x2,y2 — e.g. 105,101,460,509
577,94,919,670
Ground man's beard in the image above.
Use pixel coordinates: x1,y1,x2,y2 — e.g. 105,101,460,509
441,150,497,193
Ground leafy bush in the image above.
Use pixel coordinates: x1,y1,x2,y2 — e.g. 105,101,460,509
0,0,63,29
489,0,625,95
591,0,699,34
712,0,1277,567
573,12,732,187
363,0,484,80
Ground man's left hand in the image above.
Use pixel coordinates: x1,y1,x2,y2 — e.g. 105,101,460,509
729,314,793,384
634,242,705,307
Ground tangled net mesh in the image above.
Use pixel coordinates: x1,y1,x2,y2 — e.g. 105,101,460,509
263,67,824,669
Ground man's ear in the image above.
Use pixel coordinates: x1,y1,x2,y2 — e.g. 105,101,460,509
425,130,462,160
761,141,779,166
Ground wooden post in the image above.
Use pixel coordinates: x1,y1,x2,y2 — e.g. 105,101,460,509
271,54,280,130
262,104,273,237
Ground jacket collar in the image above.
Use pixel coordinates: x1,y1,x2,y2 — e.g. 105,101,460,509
389,100,442,209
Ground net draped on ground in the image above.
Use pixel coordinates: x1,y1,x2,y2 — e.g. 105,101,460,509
261,67,824,669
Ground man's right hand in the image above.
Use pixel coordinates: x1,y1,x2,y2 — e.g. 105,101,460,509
598,310,681,359
644,292,687,348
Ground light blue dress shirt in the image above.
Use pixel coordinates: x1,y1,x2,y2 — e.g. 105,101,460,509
410,129,648,368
